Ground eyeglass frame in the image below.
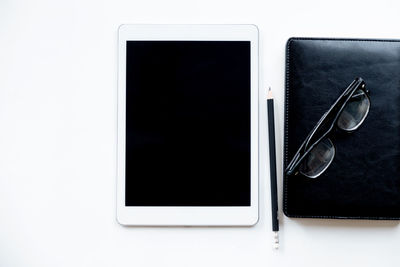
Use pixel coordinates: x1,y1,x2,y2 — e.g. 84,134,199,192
285,77,370,177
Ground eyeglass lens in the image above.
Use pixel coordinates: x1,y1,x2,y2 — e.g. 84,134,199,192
337,89,370,131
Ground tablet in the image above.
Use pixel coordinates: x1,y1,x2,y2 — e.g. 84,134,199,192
117,24,259,226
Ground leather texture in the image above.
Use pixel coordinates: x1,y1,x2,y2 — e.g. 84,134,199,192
284,38,400,219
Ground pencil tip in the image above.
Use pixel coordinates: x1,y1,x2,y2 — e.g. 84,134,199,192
267,88,273,99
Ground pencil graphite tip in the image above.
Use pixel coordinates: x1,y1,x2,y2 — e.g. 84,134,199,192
267,87,273,99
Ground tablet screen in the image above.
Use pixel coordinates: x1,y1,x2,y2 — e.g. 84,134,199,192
125,41,250,206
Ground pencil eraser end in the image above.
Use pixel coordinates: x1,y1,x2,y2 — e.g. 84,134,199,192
273,231,279,249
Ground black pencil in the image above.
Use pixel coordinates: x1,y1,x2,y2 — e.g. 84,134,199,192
267,87,279,249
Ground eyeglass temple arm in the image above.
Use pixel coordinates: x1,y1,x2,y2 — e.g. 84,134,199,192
302,79,362,150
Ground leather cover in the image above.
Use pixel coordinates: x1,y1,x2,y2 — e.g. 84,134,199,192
284,38,400,219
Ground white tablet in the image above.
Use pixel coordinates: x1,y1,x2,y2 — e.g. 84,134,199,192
117,24,258,226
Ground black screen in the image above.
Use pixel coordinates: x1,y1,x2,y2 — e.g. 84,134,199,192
125,41,250,206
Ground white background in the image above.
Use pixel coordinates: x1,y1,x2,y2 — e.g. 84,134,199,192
1,0,400,266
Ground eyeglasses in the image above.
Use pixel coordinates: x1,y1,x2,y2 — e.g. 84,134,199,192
285,77,371,178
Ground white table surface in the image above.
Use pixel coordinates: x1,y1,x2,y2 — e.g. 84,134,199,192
1,0,400,266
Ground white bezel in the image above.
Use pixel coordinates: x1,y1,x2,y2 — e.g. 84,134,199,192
117,24,259,226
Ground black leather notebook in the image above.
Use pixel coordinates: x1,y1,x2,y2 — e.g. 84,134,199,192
284,38,400,219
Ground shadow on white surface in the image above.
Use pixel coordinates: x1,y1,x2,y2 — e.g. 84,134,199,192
290,217,399,229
